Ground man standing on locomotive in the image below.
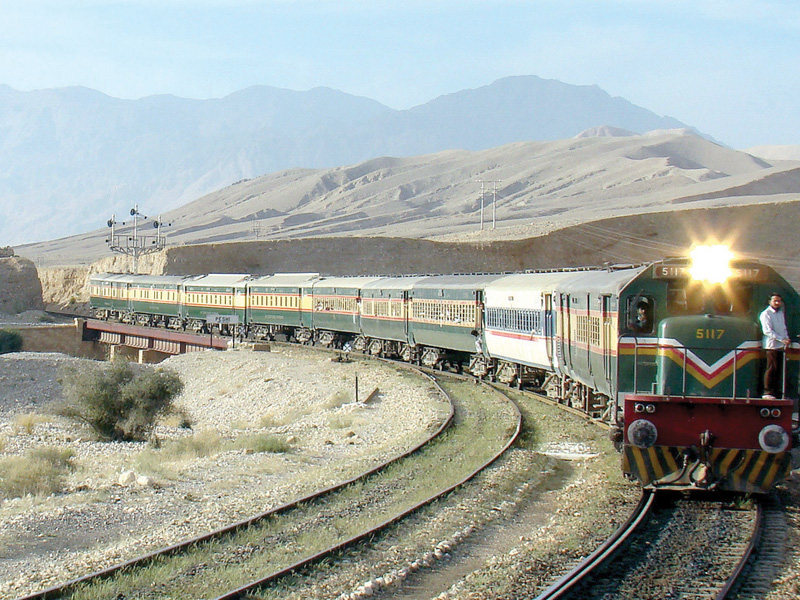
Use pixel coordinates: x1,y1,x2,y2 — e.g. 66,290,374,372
760,292,791,399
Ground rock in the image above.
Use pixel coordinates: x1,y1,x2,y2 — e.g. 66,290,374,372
136,475,155,487
118,470,136,485
0,256,44,314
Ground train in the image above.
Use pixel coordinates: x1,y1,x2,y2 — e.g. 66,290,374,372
89,250,799,493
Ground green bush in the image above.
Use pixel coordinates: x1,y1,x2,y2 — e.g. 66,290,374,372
0,446,75,499
0,329,22,354
56,359,183,442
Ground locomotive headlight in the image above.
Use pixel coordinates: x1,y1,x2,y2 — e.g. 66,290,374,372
627,419,658,449
758,424,790,454
689,245,733,284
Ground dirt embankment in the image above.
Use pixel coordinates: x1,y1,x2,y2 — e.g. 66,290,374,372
32,202,800,308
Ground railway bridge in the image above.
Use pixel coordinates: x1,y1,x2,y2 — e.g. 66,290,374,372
79,318,230,362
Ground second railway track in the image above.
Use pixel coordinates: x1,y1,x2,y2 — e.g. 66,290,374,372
21,371,521,600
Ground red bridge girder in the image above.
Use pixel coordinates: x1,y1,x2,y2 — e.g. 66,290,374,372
81,319,229,354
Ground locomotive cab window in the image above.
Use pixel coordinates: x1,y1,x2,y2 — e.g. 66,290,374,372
666,280,751,315
627,296,654,334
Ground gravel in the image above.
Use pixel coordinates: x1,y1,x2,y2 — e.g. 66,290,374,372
0,348,449,598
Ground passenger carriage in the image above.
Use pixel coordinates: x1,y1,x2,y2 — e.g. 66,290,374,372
180,274,248,332
89,273,184,326
303,276,384,347
244,273,319,340
408,274,503,368
358,276,426,359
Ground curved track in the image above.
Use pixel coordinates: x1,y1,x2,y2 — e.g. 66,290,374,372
535,492,767,600
213,374,521,600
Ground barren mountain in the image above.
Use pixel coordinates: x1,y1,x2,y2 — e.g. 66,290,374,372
2,76,693,246
18,129,800,269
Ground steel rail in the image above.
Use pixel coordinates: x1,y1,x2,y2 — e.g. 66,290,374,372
714,497,765,600
534,490,656,600
212,375,523,600
15,364,456,600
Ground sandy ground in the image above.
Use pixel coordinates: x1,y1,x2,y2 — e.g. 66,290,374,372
0,348,450,598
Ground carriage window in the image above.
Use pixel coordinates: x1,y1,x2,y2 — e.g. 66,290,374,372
666,281,751,315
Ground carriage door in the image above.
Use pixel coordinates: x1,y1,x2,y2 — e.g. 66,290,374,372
560,293,572,372
403,291,411,340
601,295,614,389
474,290,484,330
544,294,555,368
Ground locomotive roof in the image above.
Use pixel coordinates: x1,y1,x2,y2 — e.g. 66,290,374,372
484,265,649,297
549,265,650,294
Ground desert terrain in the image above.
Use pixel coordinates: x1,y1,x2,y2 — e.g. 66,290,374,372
10,129,800,306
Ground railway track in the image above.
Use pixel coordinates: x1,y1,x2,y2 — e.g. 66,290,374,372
535,492,772,600
17,368,521,600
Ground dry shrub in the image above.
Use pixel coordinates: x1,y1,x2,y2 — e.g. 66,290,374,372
0,446,75,499
56,359,183,442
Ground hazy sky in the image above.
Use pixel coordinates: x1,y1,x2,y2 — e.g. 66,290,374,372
1,0,798,149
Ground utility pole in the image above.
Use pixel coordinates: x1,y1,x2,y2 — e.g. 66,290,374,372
106,205,171,274
477,180,486,231
492,180,500,230
476,179,501,231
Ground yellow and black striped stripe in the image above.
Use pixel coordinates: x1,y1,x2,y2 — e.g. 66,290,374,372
622,445,791,493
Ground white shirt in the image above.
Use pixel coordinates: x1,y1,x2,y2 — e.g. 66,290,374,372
760,306,789,350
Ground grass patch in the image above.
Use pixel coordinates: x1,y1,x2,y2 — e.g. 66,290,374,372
0,446,75,499
235,433,292,454
12,412,50,435
135,430,223,477
160,406,194,429
259,413,282,428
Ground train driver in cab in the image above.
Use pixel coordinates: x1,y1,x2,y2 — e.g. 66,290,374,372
630,299,653,334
